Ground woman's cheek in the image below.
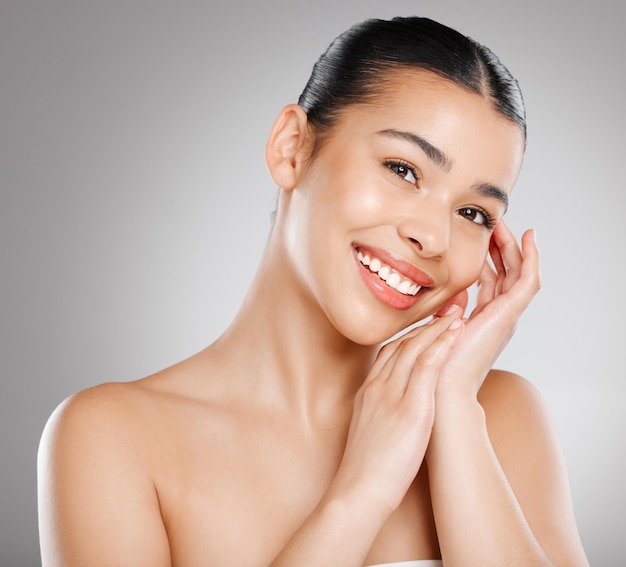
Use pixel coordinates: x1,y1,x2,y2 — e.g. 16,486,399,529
450,247,488,292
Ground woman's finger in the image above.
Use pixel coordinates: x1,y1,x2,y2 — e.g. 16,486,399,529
497,228,541,310
383,309,462,394
491,221,523,293
474,260,498,315
475,228,541,321
367,301,463,381
362,309,461,396
433,289,469,319
366,321,435,383
404,317,464,400
489,230,506,279
518,228,541,298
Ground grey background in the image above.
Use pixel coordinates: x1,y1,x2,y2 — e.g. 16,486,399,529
1,1,624,565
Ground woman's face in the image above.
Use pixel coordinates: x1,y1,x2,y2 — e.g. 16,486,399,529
282,69,525,345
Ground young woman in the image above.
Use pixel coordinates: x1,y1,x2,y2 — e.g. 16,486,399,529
38,16,589,567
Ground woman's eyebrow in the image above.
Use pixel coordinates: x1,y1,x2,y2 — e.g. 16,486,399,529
376,128,452,172
473,182,509,211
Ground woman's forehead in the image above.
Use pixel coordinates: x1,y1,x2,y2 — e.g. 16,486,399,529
321,70,525,191
335,69,520,144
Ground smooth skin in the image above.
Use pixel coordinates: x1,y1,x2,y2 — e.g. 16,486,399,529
38,70,589,566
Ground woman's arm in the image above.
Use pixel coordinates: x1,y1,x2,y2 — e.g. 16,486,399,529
268,312,464,566
426,225,589,566
428,372,588,566
38,385,172,567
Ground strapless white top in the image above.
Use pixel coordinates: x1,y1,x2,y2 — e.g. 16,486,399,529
368,561,442,567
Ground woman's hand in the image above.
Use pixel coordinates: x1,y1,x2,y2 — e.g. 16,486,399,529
423,225,578,567
435,222,541,398
326,310,464,516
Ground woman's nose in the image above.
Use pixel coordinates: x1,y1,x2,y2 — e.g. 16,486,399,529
397,204,451,258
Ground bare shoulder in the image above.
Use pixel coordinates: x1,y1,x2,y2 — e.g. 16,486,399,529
479,368,543,407
478,369,552,440
44,379,147,431
477,369,562,487
40,349,216,451
40,379,161,470
37,348,244,565
38,372,192,566
478,369,589,566
39,351,213,485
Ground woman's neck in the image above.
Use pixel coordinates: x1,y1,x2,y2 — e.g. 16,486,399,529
208,238,377,427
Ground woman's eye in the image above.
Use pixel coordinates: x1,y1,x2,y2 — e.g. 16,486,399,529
386,161,418,184
458,207,493,228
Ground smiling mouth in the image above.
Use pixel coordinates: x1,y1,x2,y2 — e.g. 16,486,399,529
356,250,422,296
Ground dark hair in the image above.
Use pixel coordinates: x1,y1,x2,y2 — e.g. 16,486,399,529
298,17,526,151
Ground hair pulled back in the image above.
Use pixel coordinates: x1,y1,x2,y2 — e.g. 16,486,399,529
298,17,526,147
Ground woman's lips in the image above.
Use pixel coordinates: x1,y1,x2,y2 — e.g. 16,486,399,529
356,250,421,296
353,244,432,310
354,244,434,286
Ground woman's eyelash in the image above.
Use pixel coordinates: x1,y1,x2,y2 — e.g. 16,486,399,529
384,159,421,184
457,206,497,230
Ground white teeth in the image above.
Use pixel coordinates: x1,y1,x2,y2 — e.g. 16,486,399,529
386,272,401,288
356,250,422,296
396,280,411,294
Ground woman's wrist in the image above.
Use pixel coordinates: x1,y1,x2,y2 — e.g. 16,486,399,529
322,472,397,530
434,382,484,412
427,390,487,461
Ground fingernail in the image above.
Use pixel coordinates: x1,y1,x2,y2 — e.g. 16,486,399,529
448,318,462,330
445,304,459,316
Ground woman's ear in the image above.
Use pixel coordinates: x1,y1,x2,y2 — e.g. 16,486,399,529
265,104,311,190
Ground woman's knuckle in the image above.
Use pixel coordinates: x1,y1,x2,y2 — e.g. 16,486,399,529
415,352,437,371
361,380,383,401
533,274,542,293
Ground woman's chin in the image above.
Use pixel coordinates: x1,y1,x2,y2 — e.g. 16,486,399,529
334,318,420,348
